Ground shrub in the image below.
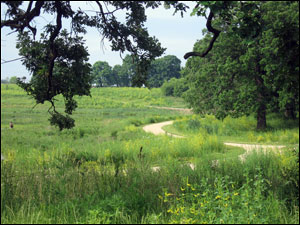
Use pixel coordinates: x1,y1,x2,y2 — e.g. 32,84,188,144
161,78,188,97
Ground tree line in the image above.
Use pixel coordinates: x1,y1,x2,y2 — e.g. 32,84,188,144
91,54,181,88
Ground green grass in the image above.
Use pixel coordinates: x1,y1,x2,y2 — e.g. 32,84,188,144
164,114,299,145
1,84,299,224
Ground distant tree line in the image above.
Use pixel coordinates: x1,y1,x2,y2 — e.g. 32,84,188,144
1,76,26,84
92,55,181,88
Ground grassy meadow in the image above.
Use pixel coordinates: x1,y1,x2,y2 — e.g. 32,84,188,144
1,84,299,224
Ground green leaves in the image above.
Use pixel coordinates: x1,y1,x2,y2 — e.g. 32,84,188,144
49,112,75,131
147,55,181,88
184,1,299,128
16,29,92,130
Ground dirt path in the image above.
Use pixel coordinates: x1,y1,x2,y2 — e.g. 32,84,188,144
223,142,285,161
143,121,184,138
143,120,286,164
148,106,193,114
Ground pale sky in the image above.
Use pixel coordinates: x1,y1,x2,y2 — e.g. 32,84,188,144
1,1,206,80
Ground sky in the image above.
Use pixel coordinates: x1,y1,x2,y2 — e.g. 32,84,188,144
1,1,206,81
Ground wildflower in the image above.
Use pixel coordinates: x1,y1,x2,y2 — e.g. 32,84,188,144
186,177,191,187
180,206,185,213
190,208,196,214
215,195,221,200
165,192,173,197
181,187,185,191
158,194,163,200
191,187,196,191
167,209,173,213
234,192,239,196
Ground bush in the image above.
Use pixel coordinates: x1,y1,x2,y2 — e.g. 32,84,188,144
161,78,188,97
161,80,175,96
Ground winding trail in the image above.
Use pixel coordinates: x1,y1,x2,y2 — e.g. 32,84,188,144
143,121,184,138
143,120,286,165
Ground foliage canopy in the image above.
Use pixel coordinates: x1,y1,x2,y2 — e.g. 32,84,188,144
183,1,299,129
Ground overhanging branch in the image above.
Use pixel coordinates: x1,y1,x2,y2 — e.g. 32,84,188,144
184,11,220,59
47,1,63,100
1,57,25,64
1,1,44,38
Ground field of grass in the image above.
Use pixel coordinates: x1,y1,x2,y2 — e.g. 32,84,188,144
1,84,299,224
164,114,299,145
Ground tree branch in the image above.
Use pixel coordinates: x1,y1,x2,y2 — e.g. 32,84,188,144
184,11,220,59
1,57,25,64
47,1,63,100
1,1,44,38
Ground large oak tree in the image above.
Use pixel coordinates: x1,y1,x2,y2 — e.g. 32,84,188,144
183,1,299,129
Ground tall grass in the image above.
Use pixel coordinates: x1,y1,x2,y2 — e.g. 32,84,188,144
1,84,299,223
172,114,299,144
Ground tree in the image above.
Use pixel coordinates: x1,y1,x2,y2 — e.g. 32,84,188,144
1,1,165,130
16,29,92,130
92,61,115,87
114,54,181,88
161,77,188,97
147,55,181,88
9,76,18,84
183,1,299,129
259,1,299,120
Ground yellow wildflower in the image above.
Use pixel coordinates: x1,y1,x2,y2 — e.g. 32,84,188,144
167,209,173,213
215,195,221,200
190,208,196,214
180,206,185,213
165,192,173,197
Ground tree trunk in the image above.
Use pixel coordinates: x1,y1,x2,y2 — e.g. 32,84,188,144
255,62,267,130
257,103,267,130
284,102,296,120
